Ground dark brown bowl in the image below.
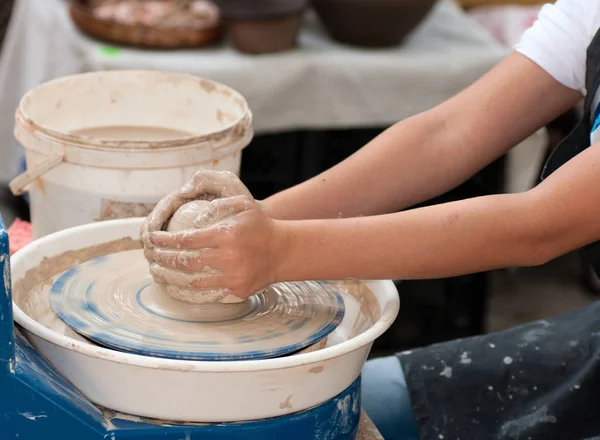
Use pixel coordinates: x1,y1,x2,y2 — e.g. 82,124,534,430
312,0,437,48
227,12,304,55
217,0,307,20
69,1,224,50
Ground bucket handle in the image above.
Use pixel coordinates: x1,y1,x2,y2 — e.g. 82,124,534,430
9,153,65,196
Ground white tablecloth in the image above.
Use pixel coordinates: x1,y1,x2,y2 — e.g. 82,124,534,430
0,0,525,186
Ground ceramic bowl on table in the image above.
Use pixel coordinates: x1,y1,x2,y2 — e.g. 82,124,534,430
69,0,224,49
312,0,437,47
218,0,308,54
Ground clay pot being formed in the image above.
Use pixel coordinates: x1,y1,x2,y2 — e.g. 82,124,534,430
312,0,437,48
218,0,307,54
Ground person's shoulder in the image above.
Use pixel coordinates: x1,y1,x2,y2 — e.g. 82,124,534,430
552,0,600,38
514,0,600,94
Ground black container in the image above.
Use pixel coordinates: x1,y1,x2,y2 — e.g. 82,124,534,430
312,0,437,48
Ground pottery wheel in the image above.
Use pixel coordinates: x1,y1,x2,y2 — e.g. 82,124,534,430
50,249,345,361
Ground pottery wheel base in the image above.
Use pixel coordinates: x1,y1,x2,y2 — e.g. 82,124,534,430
50,250,345,361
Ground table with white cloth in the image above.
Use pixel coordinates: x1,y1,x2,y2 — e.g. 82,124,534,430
0,0,546,193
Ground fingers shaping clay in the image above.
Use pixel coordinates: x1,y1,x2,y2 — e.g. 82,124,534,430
153,200,245,305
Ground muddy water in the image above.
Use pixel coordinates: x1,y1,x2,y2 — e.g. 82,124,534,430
72,125,194,141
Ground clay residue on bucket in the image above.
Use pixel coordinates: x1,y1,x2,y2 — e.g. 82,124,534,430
16,70,254,152
96,200,157,221
216,110,237,126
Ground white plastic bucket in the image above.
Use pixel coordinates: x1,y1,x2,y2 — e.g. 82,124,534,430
9,70,253,238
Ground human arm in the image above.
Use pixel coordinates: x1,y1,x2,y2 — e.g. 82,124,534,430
147,52,584,298
262,52,581,220
276,138,600,281
150,141,600,297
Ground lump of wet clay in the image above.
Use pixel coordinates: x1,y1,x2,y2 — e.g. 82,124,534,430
156,200,245,305
165,200,212,233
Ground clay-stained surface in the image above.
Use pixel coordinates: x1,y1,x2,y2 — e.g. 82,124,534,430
332,280,380,325
141,170,253,305
13,239,381,356
165,200,212,232
17,70,253,151
298,337,327,355
9,217,396,424
13,238,142,342
157,199,246,305
356,411,385,440
47,249,345,360
97,200,157,221
13,237,142,298
73,125,193,141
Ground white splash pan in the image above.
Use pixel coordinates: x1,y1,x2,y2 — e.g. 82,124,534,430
11,218,399,423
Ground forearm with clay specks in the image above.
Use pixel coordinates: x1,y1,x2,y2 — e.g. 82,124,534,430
274,136,600,283
274,192,544,282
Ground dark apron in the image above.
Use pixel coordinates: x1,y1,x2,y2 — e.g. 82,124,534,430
399,29,600,440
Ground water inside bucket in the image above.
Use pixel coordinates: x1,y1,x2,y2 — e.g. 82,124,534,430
72,125,195,141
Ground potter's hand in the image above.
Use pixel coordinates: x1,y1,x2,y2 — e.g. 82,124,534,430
141,170,252,261
149,196,286,300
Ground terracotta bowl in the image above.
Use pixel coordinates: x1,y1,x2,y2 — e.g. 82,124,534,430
226,13,305,55
312,0,437,48
218,0,307,54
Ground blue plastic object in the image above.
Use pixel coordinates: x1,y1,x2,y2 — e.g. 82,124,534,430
0,216,361,439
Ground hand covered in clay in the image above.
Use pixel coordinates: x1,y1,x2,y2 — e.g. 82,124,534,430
149,196,285,300
141,169,253,262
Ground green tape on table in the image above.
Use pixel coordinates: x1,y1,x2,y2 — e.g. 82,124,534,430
99,46,121,57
